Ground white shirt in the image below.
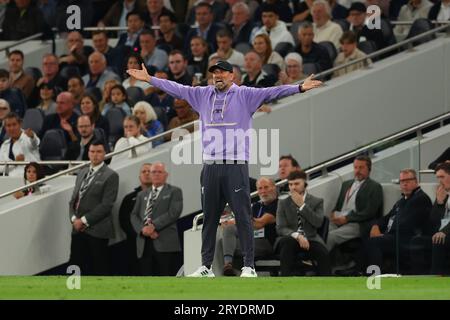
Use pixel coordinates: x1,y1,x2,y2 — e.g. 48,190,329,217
291,191,308,240
437,2,450,21
313,20,343,49
111,135,152,165
252,20,295,49
0,131,40,177
209,49,245,68
341,179,365,212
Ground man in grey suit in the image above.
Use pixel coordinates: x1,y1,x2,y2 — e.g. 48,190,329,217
69,140,119,275
276,170,331,276
326,155,383,252
131,161,183,276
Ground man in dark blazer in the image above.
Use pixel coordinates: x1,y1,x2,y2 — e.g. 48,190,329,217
115,11,145,53
327,155,383,252
276,170,331,276
428,162,450,274
118,163,153,275
227,2,255,46
69,140,119,275
365,169,432,274
99,0,147,28
131,161,183,276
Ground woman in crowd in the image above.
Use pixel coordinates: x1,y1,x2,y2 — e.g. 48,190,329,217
111,115,152,164
80,93,110,138
278,52,305,85
14,162,46,199
36,82,57,116
122,53,153,95
252,34,285,70
132,101,165,147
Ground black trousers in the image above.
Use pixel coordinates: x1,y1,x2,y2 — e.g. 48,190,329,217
365,234,411,274
431,237,450,275
278,236,331,276
200,162,254,267
410,235,450,275
139,238,182,276
69,232,109,276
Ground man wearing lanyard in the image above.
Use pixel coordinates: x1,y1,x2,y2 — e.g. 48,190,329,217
127,60,322,277
326,155,383,254
218,177,278,276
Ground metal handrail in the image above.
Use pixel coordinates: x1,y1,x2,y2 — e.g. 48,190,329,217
391,20,450,25
419,169,435,174
0,161,86,166
191,112,450,230
0,33,44,54
0,120,198,199
308,23,450,81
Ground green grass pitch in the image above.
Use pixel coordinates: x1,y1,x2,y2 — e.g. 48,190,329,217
0,276,449,300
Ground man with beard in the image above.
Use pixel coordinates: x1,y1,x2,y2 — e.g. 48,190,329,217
127,59,322,277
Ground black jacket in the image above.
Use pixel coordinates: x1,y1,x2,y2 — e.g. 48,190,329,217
375,187,432,238
427,195,450,236
1,4,47,40
296,42,333,72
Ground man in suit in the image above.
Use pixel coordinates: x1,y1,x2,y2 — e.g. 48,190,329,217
276,170,331,276
365,169,432,274
130,161,183,276
184,2,223,55
115,11,145,52
428,162,450,274
326,155,383,252
118,163,152,275
69,140,119,275
228,2,255,46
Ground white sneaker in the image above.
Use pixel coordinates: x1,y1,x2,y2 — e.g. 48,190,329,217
240,266,257,278
186,266,215,277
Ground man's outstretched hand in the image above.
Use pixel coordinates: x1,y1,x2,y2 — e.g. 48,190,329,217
301,74,323,91
126,63,151,82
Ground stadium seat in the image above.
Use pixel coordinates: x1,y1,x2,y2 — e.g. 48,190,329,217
22,108,45,134
85,87,102,104
318,41,338,63
39,129,67,160
234,42,253,55
106,107,126,149
153,106,168,130
24,67,42,83
262,63,281,78
302,63,321,76
334,19,349,32
126,86,145,108
358,40,378,55
274,42,294,57
406,18,435,46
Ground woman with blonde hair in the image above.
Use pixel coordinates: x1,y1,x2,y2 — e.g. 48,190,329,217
252,34,285,70
133,101,164,147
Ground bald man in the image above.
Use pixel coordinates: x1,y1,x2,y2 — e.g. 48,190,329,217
218,177,278,276
242,50,277,87
40,92,79,145
82,52,120,91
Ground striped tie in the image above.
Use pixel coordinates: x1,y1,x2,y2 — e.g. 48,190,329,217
297,209,305,234
78,168,95,199
143,188,157,224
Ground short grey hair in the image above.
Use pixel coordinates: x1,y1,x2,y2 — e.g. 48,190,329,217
232,2,250,15
312,0,332,17
284,52,303,66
